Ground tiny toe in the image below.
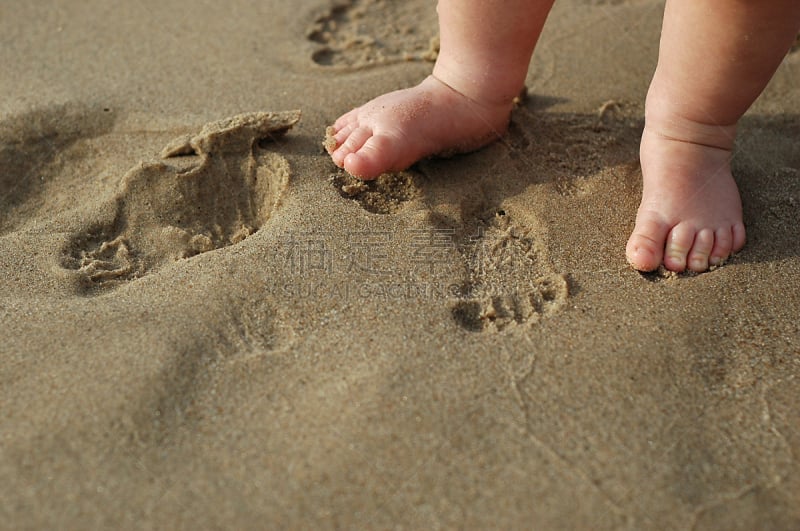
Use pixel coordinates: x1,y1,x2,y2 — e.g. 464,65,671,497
333,109,358,130
732,222,746,253
663,224,696,272
332,127,372,167
687,228,714,272
344,133,397,180
709,226,733,266
334,124,356,145
626,215,672,272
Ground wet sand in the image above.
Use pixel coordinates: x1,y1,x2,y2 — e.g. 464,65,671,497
1,0,799,529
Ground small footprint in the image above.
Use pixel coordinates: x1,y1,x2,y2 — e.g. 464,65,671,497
61,111,300,292
449,210,569,332
307,0,438,67
451,276,568,332
329,170,420,214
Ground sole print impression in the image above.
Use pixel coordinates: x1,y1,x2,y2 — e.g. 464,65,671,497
307,0,439,67
451,210,569,333
61,111,300,292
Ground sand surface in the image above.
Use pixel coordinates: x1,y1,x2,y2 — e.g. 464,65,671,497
1,0,799,529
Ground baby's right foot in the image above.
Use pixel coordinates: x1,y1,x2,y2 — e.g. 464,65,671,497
325,75,513,180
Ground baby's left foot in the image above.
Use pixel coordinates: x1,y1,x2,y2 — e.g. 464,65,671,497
626,127,746,273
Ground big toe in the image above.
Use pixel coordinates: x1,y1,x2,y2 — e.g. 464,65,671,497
343,133,399,180
626,216,672,272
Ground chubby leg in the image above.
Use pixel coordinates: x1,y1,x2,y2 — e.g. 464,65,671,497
326,0,555,180
627,0,800,272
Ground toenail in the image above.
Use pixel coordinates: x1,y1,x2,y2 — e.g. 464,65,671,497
667,254,686,269
690,258,707,270
709,256,721,266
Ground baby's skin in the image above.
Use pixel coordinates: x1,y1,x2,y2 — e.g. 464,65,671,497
326,0,800,273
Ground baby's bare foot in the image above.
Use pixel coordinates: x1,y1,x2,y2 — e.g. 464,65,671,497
326,75,513,180
626,127,746,273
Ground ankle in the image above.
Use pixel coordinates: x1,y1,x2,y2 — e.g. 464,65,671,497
432,58,524,110
644,91,738,151
643,112,738,153
417,75,514,138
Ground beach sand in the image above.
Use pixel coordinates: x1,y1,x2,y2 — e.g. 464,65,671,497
1,0,799,529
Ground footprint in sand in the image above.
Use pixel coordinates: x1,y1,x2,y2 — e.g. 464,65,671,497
307,0,439,67
449,210,569,333
329,170,420,214
61,111,299,292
